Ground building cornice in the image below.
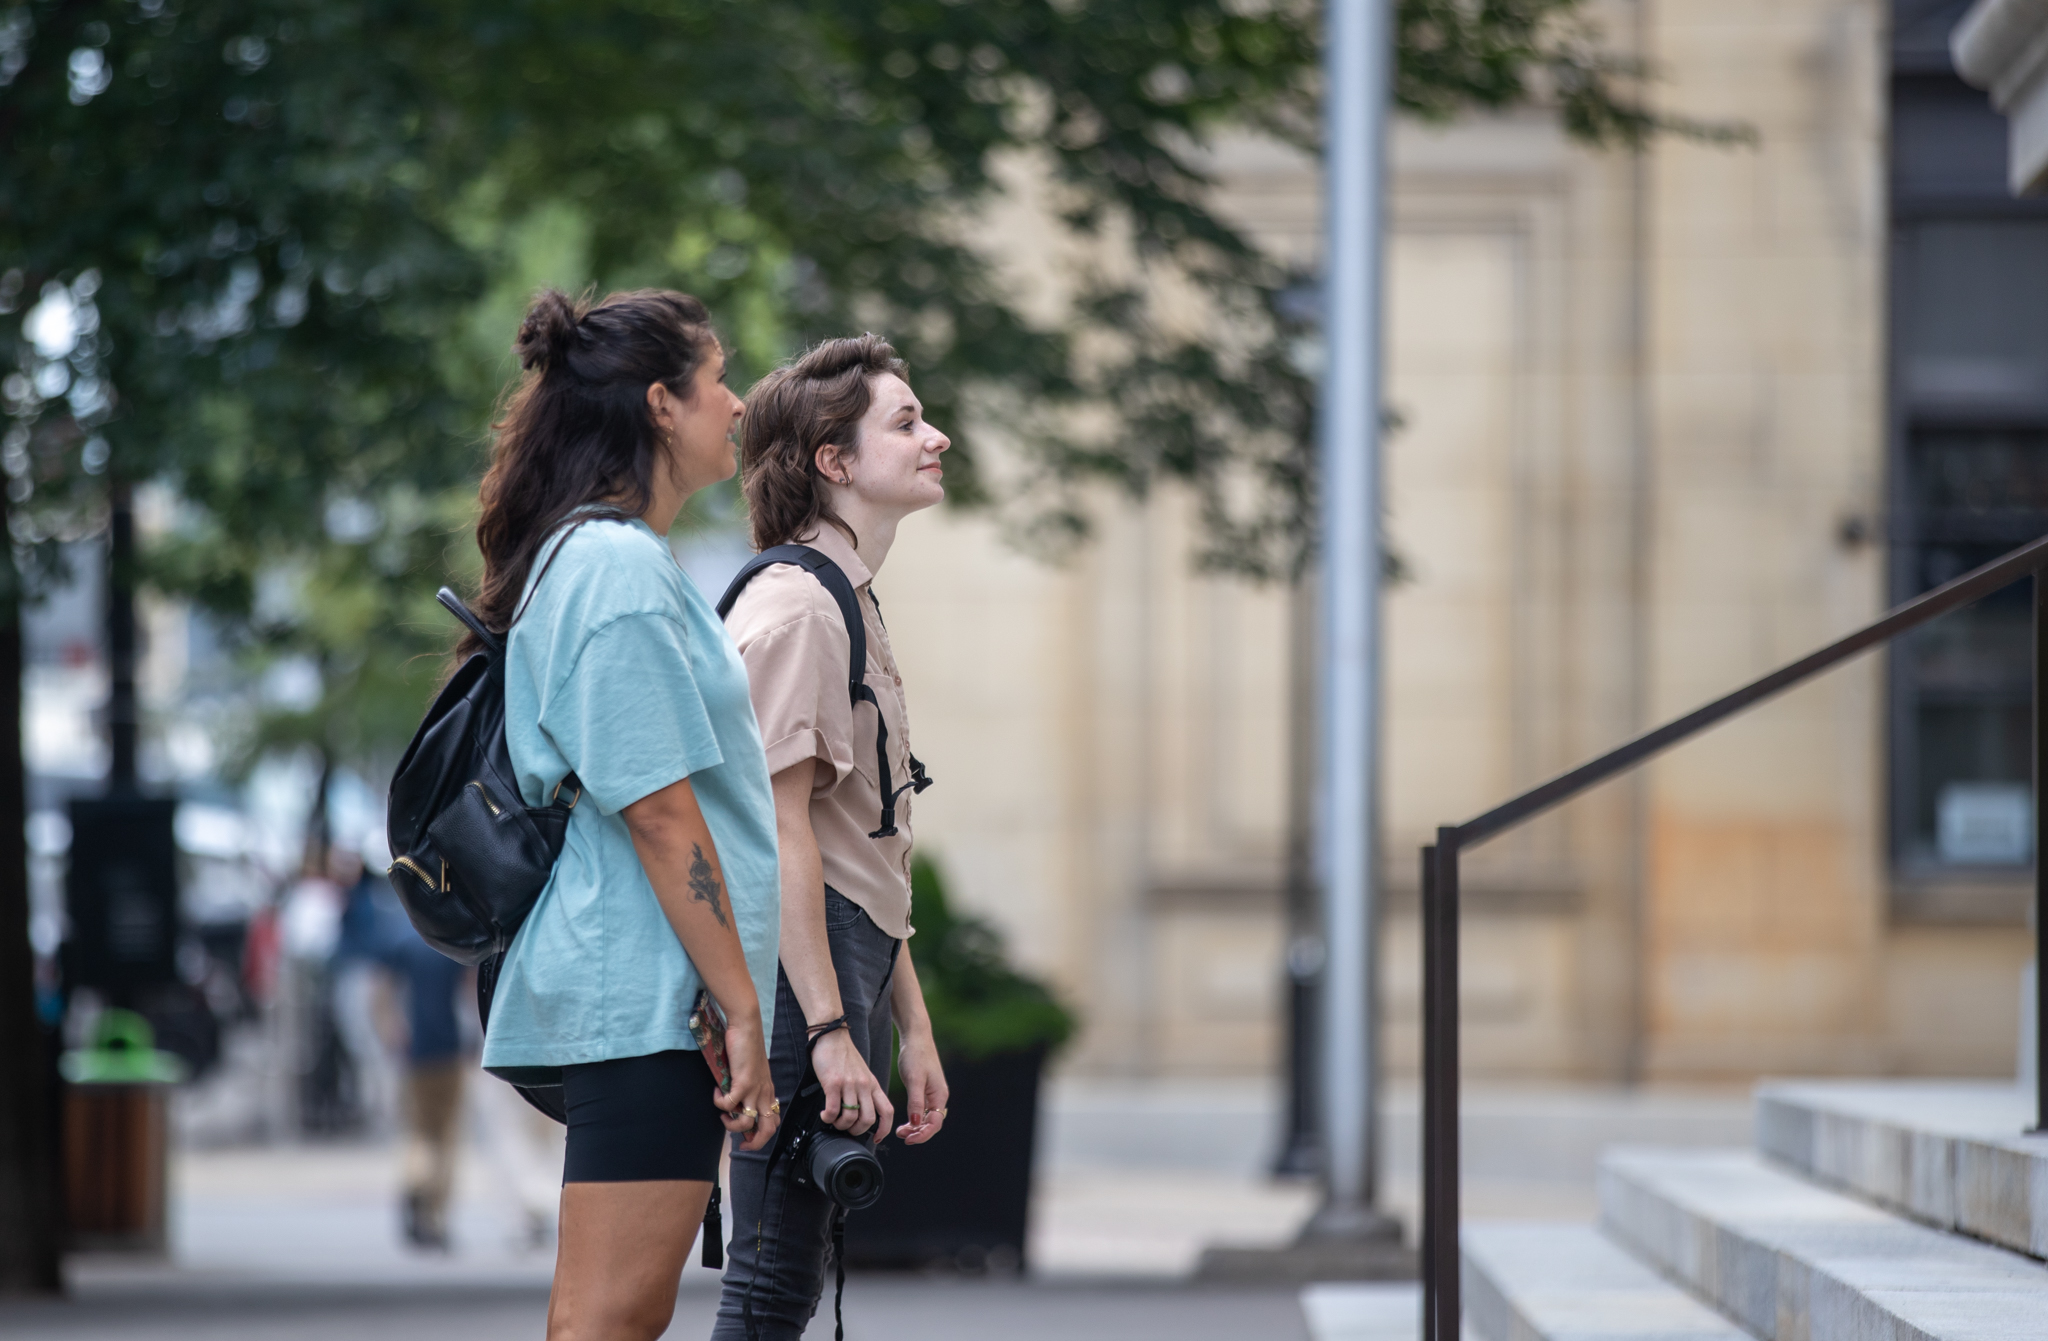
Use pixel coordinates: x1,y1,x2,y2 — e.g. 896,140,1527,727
1954,0,2048,193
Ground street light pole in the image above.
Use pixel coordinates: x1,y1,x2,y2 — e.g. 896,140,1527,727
1308,0,1397,1241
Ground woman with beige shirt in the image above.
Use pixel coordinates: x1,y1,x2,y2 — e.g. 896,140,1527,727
712,334,950,1340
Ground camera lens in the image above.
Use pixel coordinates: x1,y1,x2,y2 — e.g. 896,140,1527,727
806,1132,884,1210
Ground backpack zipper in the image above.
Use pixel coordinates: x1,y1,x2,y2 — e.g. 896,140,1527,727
467,780,502,816
392,855,444,891
394,852,498,949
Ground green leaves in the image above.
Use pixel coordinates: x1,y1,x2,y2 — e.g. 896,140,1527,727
1394,0,1750,148
2,1,487,771
2,0,479,550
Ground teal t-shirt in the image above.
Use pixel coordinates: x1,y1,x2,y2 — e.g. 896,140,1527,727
479,515,780,1075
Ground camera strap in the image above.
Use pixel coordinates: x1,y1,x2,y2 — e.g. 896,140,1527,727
811,1016,858,1341
831,1207,849,1341
742,1135,786,1341
742,1013,857,1341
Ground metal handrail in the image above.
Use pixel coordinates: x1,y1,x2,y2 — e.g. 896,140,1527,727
1417,531,2048,1341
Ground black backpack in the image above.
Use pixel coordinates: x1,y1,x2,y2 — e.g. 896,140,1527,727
385,520,592,1121
717,544,931,836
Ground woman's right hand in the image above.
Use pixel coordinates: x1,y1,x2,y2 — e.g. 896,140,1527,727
714,1012,781,1152
812,1027,894,1142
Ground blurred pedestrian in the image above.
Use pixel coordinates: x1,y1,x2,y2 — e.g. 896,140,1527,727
466,289,782,1340
713,335,952,1341
329,847,408,1136
394,931,467,1250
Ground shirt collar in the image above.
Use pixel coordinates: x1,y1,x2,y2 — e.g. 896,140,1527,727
795,520,873,590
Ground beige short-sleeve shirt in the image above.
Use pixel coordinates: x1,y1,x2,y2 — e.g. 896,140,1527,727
724,525,915,940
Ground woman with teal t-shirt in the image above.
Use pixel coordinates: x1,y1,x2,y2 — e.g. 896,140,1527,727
465,288,782,1340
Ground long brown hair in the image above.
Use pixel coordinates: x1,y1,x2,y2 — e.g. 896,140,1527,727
739,334,906,551
465,288,716,656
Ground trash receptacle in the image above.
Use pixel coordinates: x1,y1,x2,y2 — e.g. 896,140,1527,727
60,1009,187,1253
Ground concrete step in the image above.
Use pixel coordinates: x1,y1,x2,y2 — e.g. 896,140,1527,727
1300,1282,1423,1341
1462,1223,1750,1341
1598,1147,2048,1341
1754,1080,2047,1260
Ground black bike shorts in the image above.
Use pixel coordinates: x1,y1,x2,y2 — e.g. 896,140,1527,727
561,1048,726,1183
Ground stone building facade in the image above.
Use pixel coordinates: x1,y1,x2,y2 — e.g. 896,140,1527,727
878,0,2033,1082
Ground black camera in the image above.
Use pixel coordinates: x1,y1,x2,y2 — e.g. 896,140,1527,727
781,1072,885,1210
787,1122,884,1210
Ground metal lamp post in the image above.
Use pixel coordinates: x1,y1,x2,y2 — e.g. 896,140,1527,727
1188,1,1409,1279
1306,0,1399,1243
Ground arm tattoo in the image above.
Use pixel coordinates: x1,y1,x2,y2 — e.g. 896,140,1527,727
687,843,730,929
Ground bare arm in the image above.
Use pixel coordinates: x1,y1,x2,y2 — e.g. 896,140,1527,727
889,948,948,1144
772,759,893,1141
622,776,779,1151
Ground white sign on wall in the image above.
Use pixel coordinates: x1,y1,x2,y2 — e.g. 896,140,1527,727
1936,781,2033,864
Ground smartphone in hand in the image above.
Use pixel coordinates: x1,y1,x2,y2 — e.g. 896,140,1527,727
688,990,733,1093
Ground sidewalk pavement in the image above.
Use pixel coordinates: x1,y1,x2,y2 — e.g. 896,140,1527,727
1037,1076,1752,1271
0,1075,1751,1339
4,1276,1314,1341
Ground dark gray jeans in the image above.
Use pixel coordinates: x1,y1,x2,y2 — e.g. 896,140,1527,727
712,888,898,1341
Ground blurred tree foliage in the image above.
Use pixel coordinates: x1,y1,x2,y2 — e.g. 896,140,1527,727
0,0,486,785
0,0,1702,773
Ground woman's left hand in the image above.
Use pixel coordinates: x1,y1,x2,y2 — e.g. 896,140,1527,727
893,1027,949,1145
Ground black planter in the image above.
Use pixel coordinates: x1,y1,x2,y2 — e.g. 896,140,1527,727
839,1043,1046,1272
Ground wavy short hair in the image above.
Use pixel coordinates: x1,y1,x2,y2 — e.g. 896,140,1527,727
739,334,906,551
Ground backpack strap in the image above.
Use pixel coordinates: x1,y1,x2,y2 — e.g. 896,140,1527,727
865,588,934,810
437,588,501,655
718,545,929,838
511,515,600,629
718,545,865,681
437,515,601,660
441,516,596,812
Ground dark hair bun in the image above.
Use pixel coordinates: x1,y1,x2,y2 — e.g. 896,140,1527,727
514,289,581,371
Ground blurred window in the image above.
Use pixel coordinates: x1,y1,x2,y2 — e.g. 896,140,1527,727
1895,430,2046,867
1891,75,2009,201
1887,9,2048,881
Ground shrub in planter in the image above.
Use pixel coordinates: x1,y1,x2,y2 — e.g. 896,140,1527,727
841,855,1076,1272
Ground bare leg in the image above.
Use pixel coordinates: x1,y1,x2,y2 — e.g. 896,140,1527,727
548,1180,711,1341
